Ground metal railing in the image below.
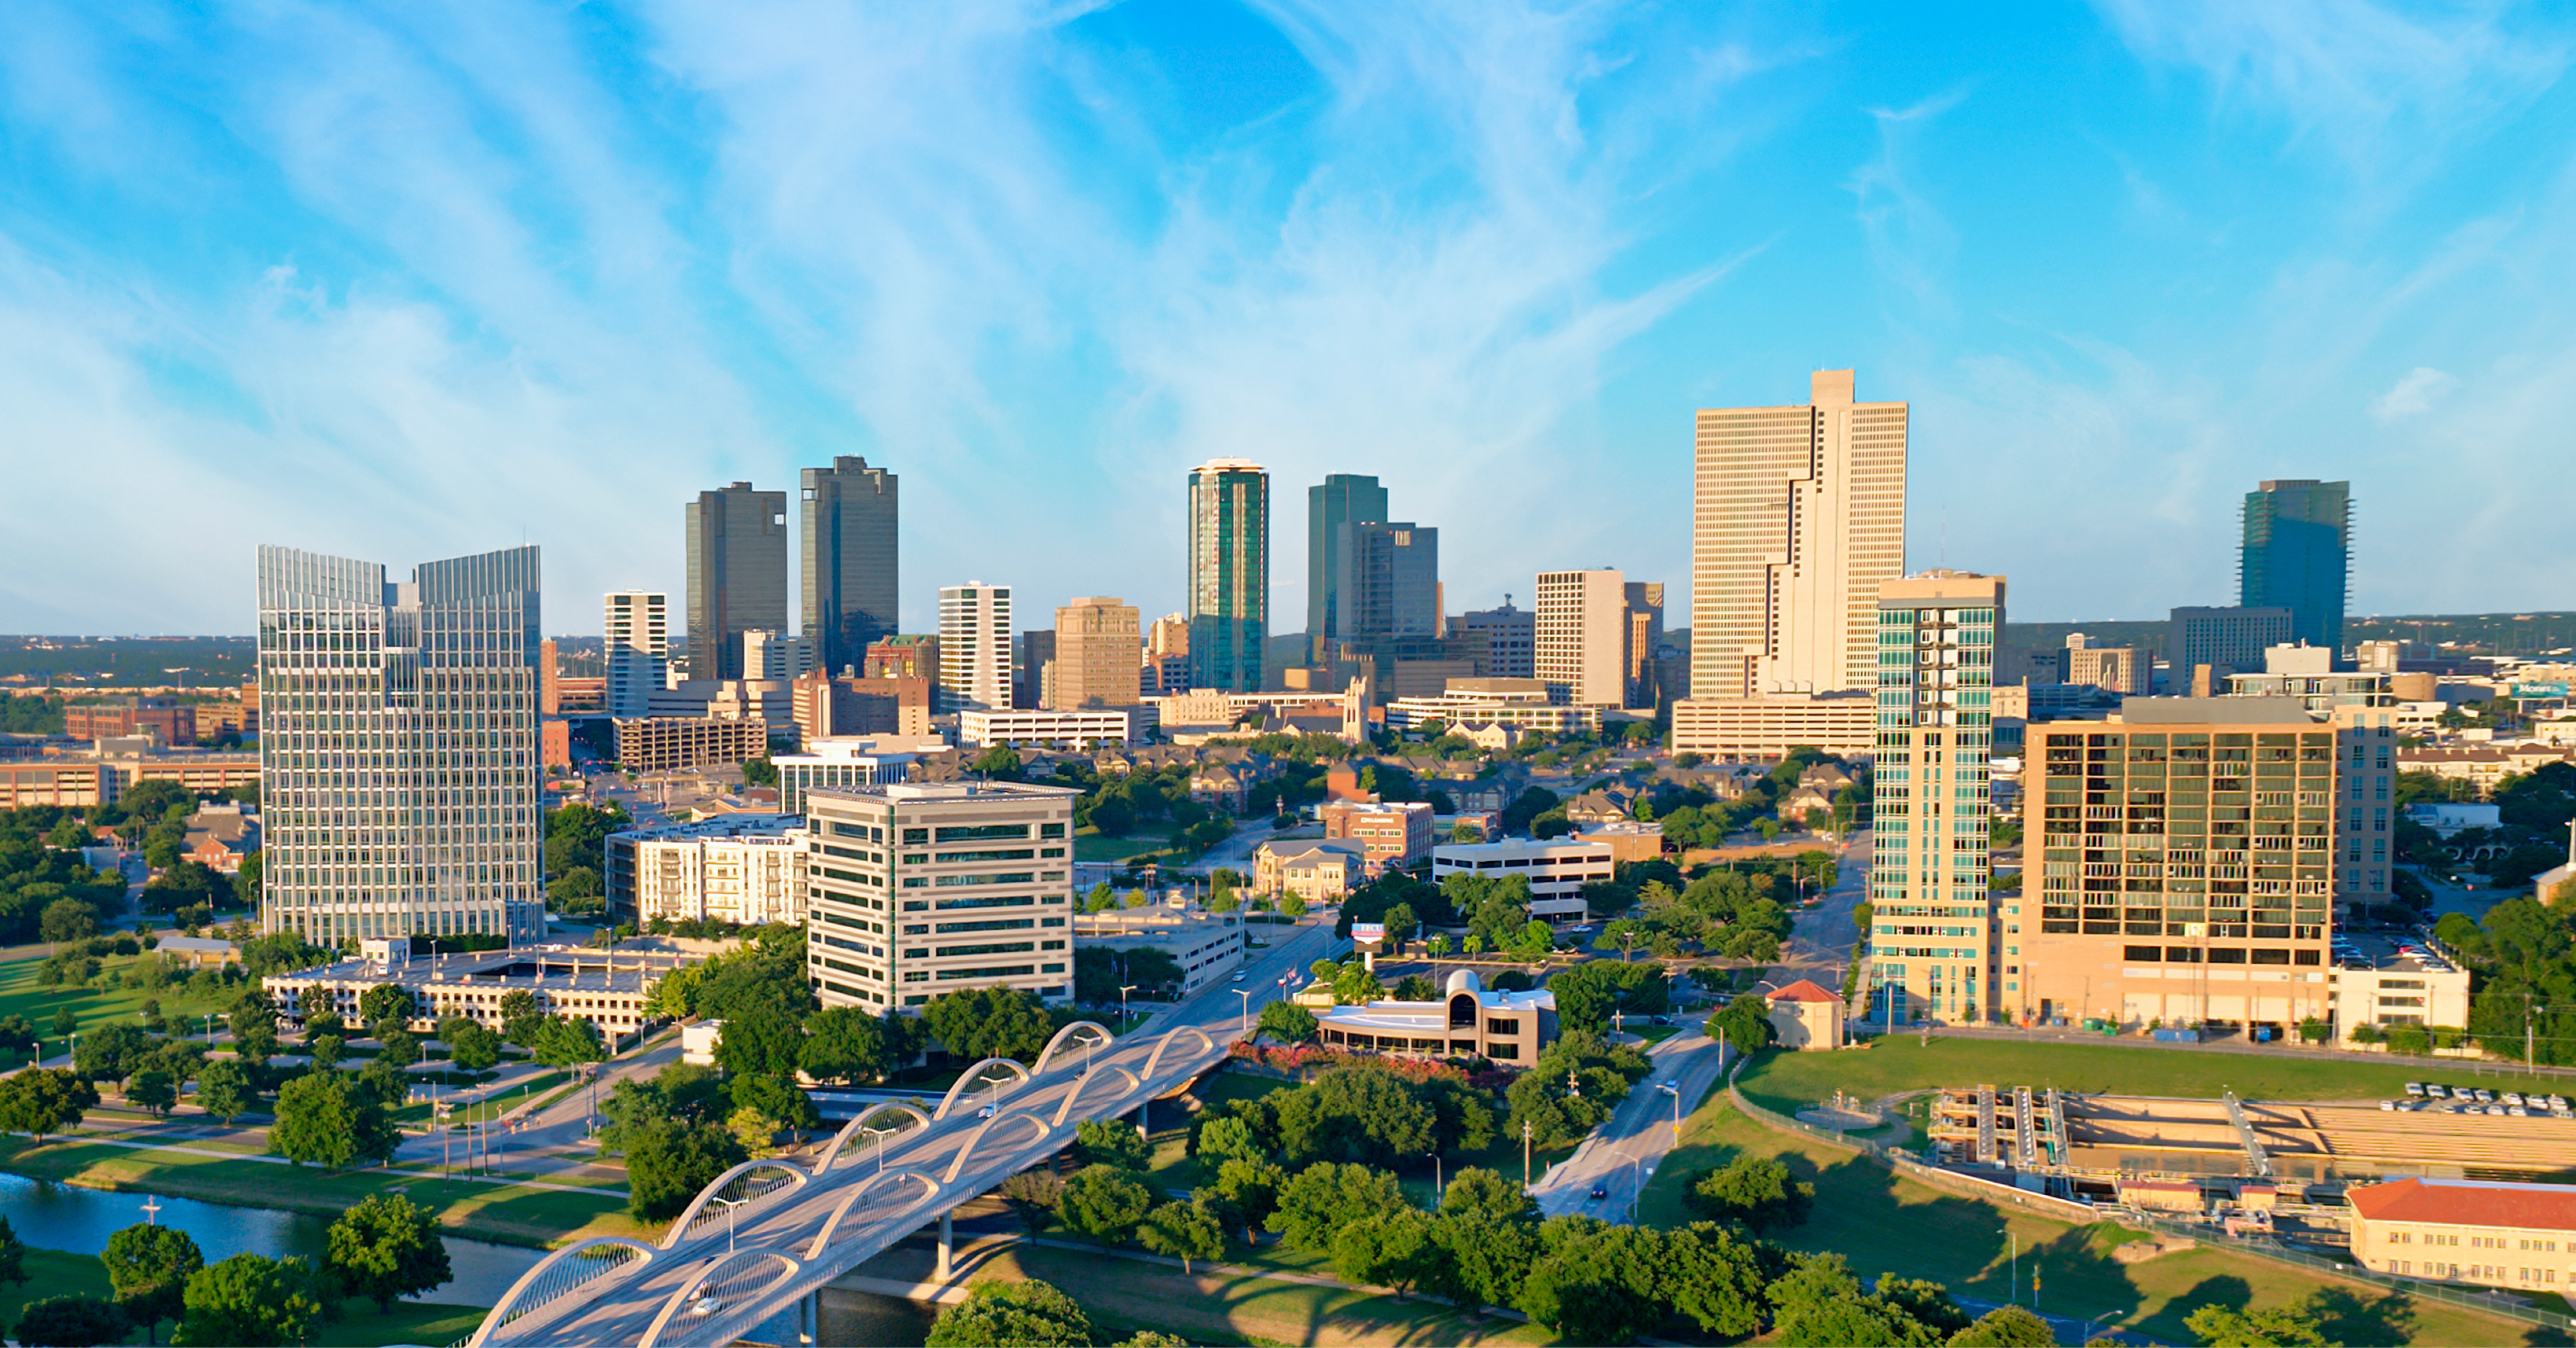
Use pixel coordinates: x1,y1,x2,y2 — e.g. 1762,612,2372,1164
1725,1064,2576,1335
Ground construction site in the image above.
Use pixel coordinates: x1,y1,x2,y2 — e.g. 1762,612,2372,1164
1928,1085,2576,1207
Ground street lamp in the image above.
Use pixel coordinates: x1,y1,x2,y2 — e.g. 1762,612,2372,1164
1119,984,1138,1031
1657,1081,1682,1141
861,1123,896,1174
1233,988,1254,1039
1427,1148,1444,1196
713,1193,747,1255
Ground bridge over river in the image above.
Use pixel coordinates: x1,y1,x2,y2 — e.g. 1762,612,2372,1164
467,916,1335,1347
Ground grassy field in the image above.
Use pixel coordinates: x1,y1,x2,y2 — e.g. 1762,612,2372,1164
10,1246,489,1347
395,1071,571,1127
1638,1097,2563,1347
990,1242,1557,1347
0,1135,647,1249
1074,829,1172,864
0,948,240,1060
1736,1035,2467,1118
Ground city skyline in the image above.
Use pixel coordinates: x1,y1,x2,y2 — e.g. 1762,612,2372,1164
5,5,2573,634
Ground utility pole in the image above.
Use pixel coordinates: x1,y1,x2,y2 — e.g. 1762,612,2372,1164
1521,1118,1534,1190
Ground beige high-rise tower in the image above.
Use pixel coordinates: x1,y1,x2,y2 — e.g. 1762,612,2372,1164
1690,369,1906,698
1050,597,1142,709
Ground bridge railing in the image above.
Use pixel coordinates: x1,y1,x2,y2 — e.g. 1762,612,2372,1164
463,1237,655,1347
664,1160,810,1250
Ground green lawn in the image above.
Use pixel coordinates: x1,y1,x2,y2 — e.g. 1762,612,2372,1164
1737,1035,2462,1119
13,1245,489,1346
0,948,240,1059
0,1135,646,1249
396,1071,570,1127
993,1242,1555,1347
1639,1096,2561,1347
1074,829,1172,864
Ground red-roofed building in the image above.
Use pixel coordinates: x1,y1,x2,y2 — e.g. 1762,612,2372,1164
1764,979,1845,1051
2349,1178,2576,1292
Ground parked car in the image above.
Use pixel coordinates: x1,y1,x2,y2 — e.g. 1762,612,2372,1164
2427,1084,2450,1098
2504,1092,2527,1107
2405,1082,2426,1097
2379,1099,2397,1112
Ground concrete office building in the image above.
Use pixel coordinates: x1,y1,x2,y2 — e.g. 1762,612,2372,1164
771,737,935,814
1188,459,1268,693
605,814,808,926
1624,582,1665,711
1052,598,1141,709
1073,904,1246,994
938,583,1013,711
1308,473,1388,661
1430,837,1613,924
2242,479,2351,655
687,482,788,680
2020,699,2336,1031
2172,606,2296,679
958,707,1149,750
1863,571,2003,1026
743,629,816,682
1534,569,1626,707
800,456,899,677
256,544,546,943
603,591,669,718
801,781,1081,1011
1383,679,1603,735
1690,368,1906,698
1454,601,1535,679
2064,635,2149,696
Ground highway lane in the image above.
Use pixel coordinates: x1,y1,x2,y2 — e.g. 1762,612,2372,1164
1530,1015,1730,1221
486,916,1341,1346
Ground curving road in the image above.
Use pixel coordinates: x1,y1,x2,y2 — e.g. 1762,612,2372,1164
476,917,1340,1347
1531,1015,1731,1221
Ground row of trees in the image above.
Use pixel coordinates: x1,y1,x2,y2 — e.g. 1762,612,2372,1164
0,1195,450,1346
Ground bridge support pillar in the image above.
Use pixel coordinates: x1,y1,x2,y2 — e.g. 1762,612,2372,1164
798,1288,818,1347
937,1210,954,1281
1136,1097,1148,1141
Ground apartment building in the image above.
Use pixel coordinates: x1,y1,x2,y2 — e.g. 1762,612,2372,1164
802,781,1081,1012
938,583,1013,711
606,814,808,927
1533,569,1625,707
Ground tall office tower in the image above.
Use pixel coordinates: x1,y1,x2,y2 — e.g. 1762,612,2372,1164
603,591,669,718
938,582,1013,711
801,456,900,676
2171,605,2295,678
686,482,788,681
2240,480,2351,655
1336,522,1439,641
1534,570,1626,706
1053,597,1142,709
1308,474,1389,659
2020,699,2335,1029
1147,613,1190,661
743,629,816,681
1455,601,1535,678
1863,572,2002,1027
256,544,545,944
1690,369,1907,698
1623,582,1665,711
538,639,561,716
1188,459,1268,693
1014,631,1056,711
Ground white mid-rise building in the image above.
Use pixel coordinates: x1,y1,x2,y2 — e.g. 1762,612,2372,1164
1431,837,1615,924
1074,902,1247,994
1534,569,1626,707
605,814,808,926
772,737,941,814
605,590,670,719
743,629,818,682
803,781,1080,1012
939,582,1014,711
958,706,1153,750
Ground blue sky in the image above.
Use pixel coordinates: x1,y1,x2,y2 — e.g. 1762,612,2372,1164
3,1,2571,636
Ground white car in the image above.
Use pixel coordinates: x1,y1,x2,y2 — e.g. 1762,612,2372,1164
691,1296,722,1318
2404,1082,2426,1097
977,1104,996,1119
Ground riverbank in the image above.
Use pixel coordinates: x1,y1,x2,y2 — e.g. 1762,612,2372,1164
18,1245,490,1347
0,1133,647,1249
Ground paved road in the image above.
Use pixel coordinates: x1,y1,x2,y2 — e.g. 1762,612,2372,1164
1531,1014,1731,1221
1767,828,1872,994
486,917,1343,1346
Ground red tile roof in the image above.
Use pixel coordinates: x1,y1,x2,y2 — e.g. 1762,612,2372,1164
1767,979,1842,1004
2348,1178,2576,1233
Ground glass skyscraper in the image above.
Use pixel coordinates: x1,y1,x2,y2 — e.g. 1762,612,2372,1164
1307,473,1386,659
801,456,899,678
686,482,788,680
257,544,546,943
1188,459,1268,693
2240,479,2350,655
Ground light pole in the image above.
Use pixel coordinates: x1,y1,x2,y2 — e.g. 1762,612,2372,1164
1427,1148,1444,1196
1120,984,1138,1032
1657,1081,1682,1141
1521,1118,1534,1190
862,1123,895,1174
713,1193,746,1256
2004,1226,2016,1306
1233,988,1253,1039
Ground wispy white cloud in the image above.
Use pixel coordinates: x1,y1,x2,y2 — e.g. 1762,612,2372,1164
1847,90,1967,315
2369,365,2458,420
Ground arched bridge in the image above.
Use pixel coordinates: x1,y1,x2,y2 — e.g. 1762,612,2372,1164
466,984,1284,1346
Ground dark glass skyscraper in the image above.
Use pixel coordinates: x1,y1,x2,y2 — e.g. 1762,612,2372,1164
1189,459,1269,693
686,482,788,680
800,456,899,677
1307,473,1387,660
2240,479,2350,654
1335,520,1439,641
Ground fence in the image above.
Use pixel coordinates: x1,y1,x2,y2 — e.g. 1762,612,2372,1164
1724,1065,2576,1336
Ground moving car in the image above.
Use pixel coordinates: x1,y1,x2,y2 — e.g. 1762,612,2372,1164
1589,1183,1609,1200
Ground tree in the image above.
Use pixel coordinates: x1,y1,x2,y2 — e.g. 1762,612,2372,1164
496,989,544,1046
1139,1199,1226,1274
1764,1252,1940,1348
74,1021,150,1083
326,1194,452,1312
1207,1156,1287,1240
0,1213,26,1293
0,1067,97,1139
103,1221,204,1343
13,1295,128,1347
1074,1118,1153,1172
1709,993,1776,1054
41,897,99,944
729,1071,821,1131
1330,1206,1444,1299
1276,1065,1435,1168
1950,1306,2058,1347
127,1068,178,1117
194,1059,253,1124
1877,1278,1970,1339
1257,1001,1318,1042
51,1005,78,1037
925,1278,1092,1348
1267,1162,1406,1251
624,1119,749,1221
377,1028,422,1069
801,1005,895,1086
1514,1216,1665,1344
439,1016,503,1072
2183,1304,2329,1348
173,1253,329,1348
268,1071,397,1168
921,986,1056,1063
1440,1167,1536,1223
532,1015,608,1068
1661,1221,1768,1338
358,983,414,1031
1687,1153,1815,1234
1059,1164,1155,1242
999,1167,1066,1234
304,1034,344,1069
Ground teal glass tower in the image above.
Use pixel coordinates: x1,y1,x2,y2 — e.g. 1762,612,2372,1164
2240,479,2350,656
1189,459,1269,693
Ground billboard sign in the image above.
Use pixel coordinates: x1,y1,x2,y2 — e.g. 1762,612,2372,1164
1351,923,1386,942
2514,682,2570,699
